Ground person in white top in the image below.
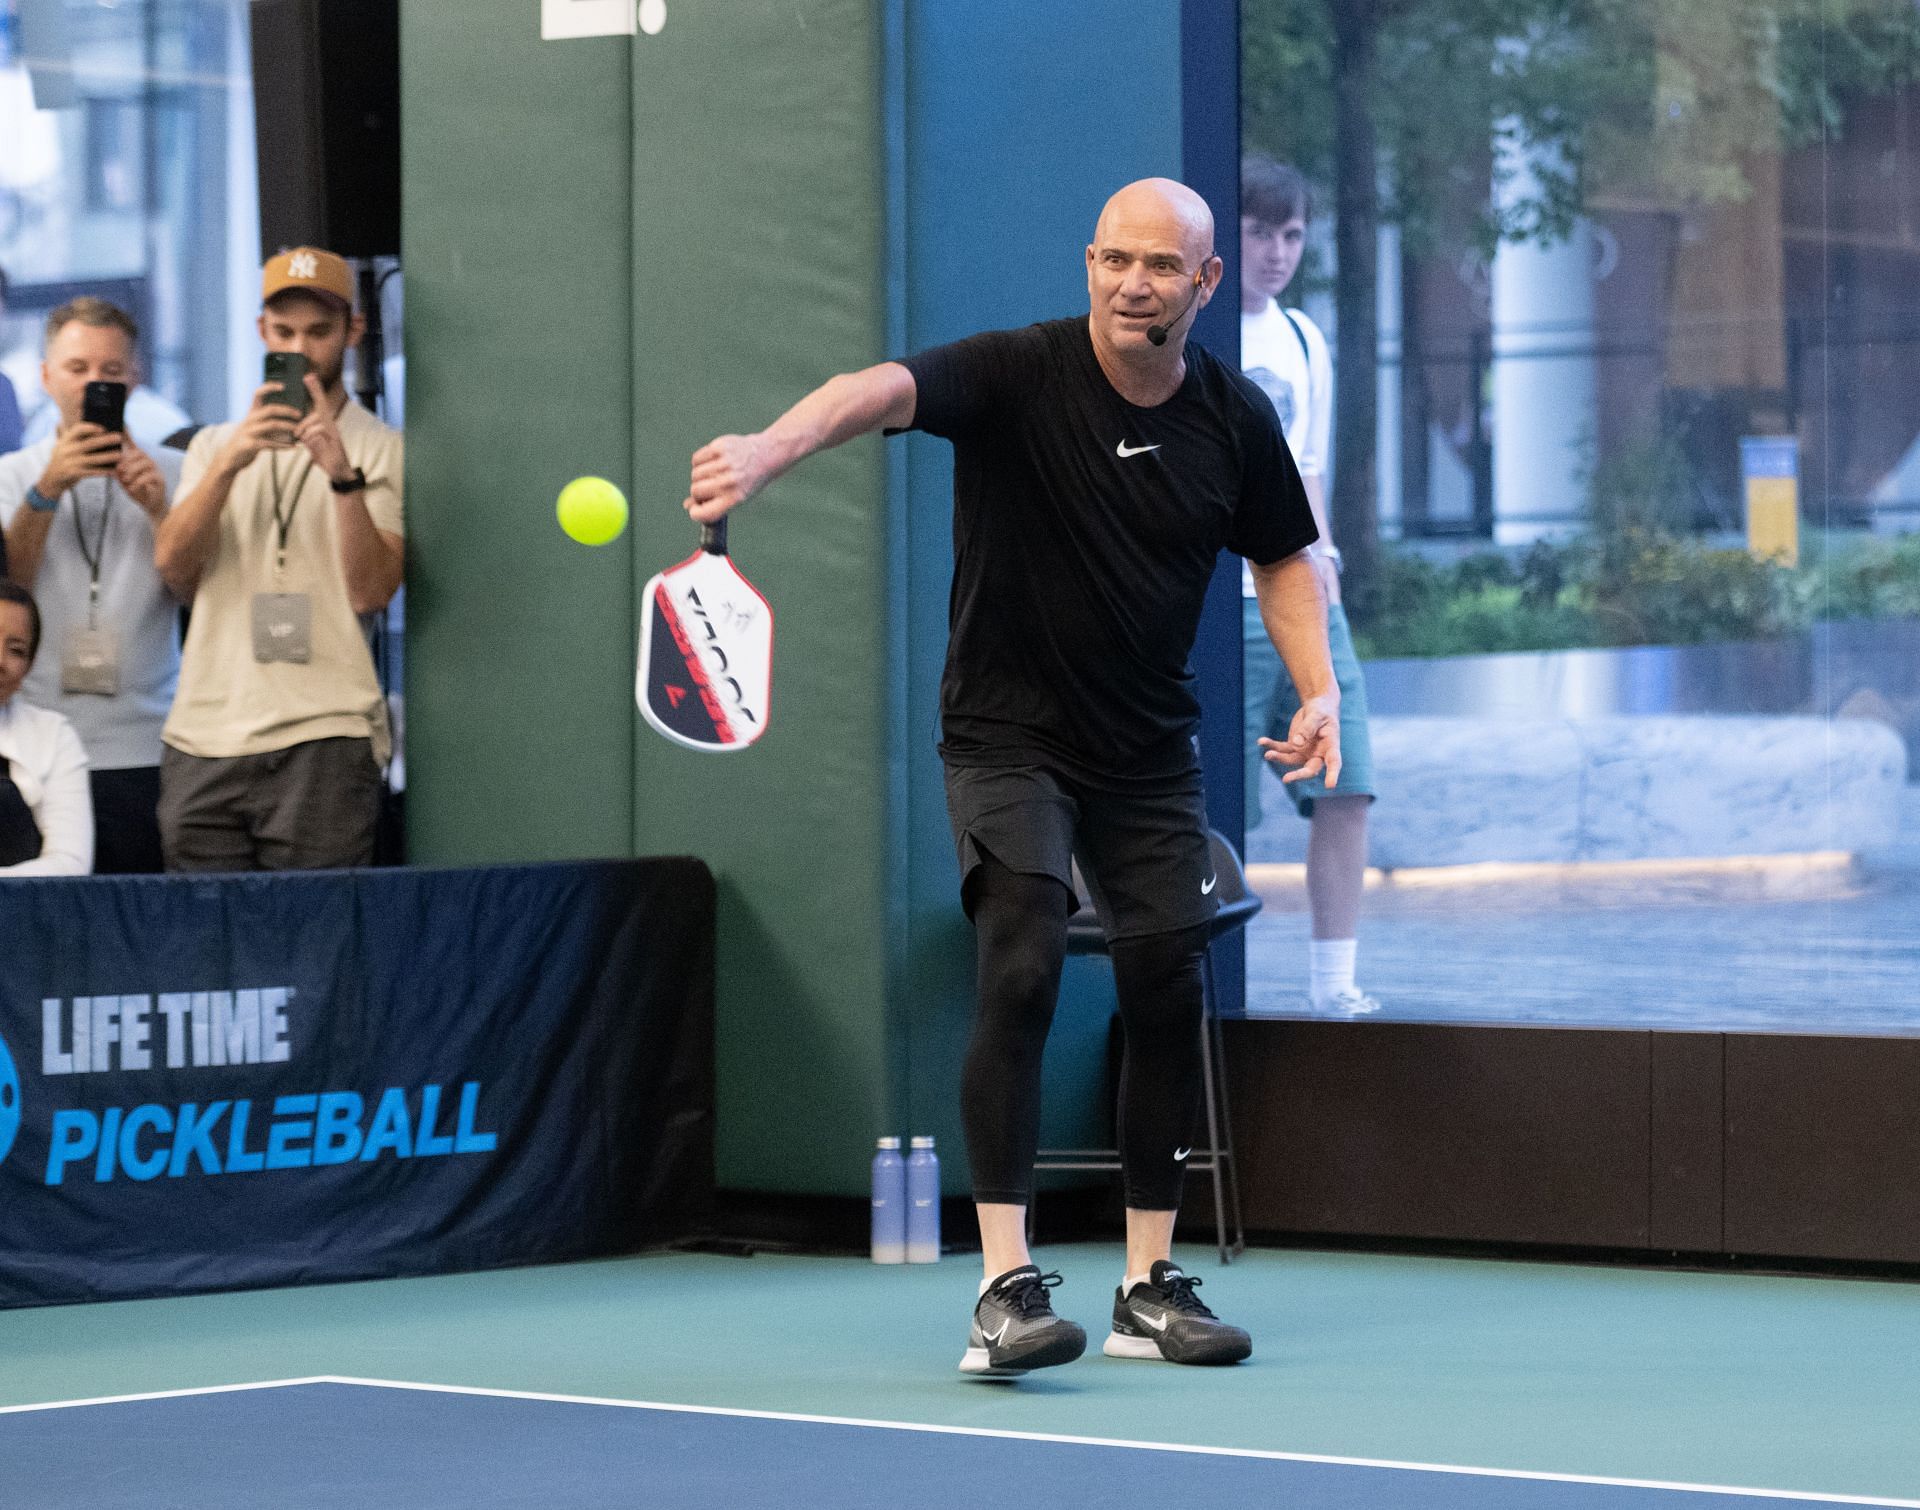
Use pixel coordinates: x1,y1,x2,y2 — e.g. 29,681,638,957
0,297,181,872
1240,155,1381,1016
0,580,93,875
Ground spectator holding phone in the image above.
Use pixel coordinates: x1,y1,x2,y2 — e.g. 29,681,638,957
0,298,178,873
0,580,94,876
154,247,403,871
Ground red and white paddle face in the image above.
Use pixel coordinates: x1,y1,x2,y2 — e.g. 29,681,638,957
637,546,773,751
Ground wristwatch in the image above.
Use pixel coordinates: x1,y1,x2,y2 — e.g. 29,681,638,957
329,467,367,494
24,484,59,513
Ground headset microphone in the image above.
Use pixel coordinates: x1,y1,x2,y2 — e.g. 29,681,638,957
1146,274,1206,347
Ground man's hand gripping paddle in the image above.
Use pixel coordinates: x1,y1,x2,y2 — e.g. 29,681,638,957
637,517,773,751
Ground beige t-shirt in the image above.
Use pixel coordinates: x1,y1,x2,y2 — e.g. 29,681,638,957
163,401,403,762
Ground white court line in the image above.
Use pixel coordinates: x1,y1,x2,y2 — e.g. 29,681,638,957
1,1375,1914,1508
0,1378,335,1414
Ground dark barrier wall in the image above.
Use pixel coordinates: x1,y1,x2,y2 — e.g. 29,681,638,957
0,862,713,1307
403,1,1183,1195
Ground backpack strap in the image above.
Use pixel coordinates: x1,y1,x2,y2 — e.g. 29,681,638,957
1282,307,1312,365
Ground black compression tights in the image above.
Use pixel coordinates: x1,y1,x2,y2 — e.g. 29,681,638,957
960,856,1211,1211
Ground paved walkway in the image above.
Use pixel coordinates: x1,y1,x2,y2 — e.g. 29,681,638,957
1243,787,1920,1035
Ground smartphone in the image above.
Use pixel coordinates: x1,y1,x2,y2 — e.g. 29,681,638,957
263,351,312,418
81,380,128,434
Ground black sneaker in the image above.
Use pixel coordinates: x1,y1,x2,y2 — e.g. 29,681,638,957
1102,1260,1252,1365
958,1266,1087,1376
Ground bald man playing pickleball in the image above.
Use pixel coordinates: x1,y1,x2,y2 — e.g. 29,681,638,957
686,178,1338,1376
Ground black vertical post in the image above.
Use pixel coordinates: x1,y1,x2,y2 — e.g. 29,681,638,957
1183,0,1246,1014
356,261,386,418
1470,324,1494,537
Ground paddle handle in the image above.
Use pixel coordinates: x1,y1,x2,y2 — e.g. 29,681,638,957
701,518,728,555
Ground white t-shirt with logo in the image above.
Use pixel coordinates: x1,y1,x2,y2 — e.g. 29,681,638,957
0,437,183,770
1241,301,1331,596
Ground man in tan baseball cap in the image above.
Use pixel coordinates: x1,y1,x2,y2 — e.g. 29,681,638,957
153,244,403,871
261,246,356,310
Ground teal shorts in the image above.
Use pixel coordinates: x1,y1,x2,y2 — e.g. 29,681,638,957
1242,596,1376,824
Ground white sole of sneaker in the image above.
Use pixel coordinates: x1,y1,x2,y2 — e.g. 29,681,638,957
1102,1332,1166,1360
957,1346,1027,1376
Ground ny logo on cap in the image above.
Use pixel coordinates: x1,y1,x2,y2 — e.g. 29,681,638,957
288,251,319,280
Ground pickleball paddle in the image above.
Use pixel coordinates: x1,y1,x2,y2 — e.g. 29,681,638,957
637,517,773,751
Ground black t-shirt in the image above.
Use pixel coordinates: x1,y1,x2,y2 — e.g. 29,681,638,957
903,317,1317,783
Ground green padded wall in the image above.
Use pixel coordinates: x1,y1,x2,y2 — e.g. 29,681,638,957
402,4,635,863
623,4,898,1192
405,1,898,1194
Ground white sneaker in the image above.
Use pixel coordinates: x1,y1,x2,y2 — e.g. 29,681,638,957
1314,988,1382,1016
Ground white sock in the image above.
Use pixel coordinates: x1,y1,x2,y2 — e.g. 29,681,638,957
1310,938,1358,1005
1122,1270,1156,1294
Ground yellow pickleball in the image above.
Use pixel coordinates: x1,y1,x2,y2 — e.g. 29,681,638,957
556,476,629,546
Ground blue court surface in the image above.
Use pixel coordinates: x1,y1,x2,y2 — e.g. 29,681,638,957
3,1377,1916,1510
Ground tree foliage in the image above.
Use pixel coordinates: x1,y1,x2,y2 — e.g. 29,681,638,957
1241,0,1920,616
1245,0,1920,257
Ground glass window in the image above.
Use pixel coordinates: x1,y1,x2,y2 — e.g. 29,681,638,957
0,0,262,445
2,0,404,843
1240,0,1920,1035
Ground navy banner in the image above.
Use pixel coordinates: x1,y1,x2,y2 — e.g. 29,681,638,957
0,859,714,1308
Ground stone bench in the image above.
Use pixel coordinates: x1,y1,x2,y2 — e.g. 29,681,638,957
1249,714,1909,869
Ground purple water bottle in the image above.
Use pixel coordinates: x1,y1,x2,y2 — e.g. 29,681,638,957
906,1135,941,1263
871,1137,906,1264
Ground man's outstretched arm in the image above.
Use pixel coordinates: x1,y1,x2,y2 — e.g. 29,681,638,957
1250,550,1342,787
684,362,917,522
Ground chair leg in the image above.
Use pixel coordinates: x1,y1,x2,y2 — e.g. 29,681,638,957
1198,952,1244,1260
1207,976,1246,1258
1198,951,1232,1264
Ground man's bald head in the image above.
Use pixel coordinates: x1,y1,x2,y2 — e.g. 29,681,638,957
1085,177,1224,371
1095,178,1216,264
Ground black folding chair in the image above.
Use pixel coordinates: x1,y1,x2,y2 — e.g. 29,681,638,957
1032,828,1255,1263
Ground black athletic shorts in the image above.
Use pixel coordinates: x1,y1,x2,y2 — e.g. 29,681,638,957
943,760,1217,942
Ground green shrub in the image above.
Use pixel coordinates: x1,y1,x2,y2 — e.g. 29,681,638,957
1354,578,1593,659
1354,526,1920,659
1809,531,1920,620
1579,527,1809,646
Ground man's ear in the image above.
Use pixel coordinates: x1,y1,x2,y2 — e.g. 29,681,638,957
346,311,368,350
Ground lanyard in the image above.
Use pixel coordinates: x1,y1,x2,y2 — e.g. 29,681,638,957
267,451,317,575
68,478,114,630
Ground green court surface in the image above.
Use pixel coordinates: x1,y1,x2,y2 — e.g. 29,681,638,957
1,1245,1914,1503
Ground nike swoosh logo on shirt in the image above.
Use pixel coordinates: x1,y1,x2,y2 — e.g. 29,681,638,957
1201,875,1218,895
1115,440,1161,458
1174,1146,1192,1161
